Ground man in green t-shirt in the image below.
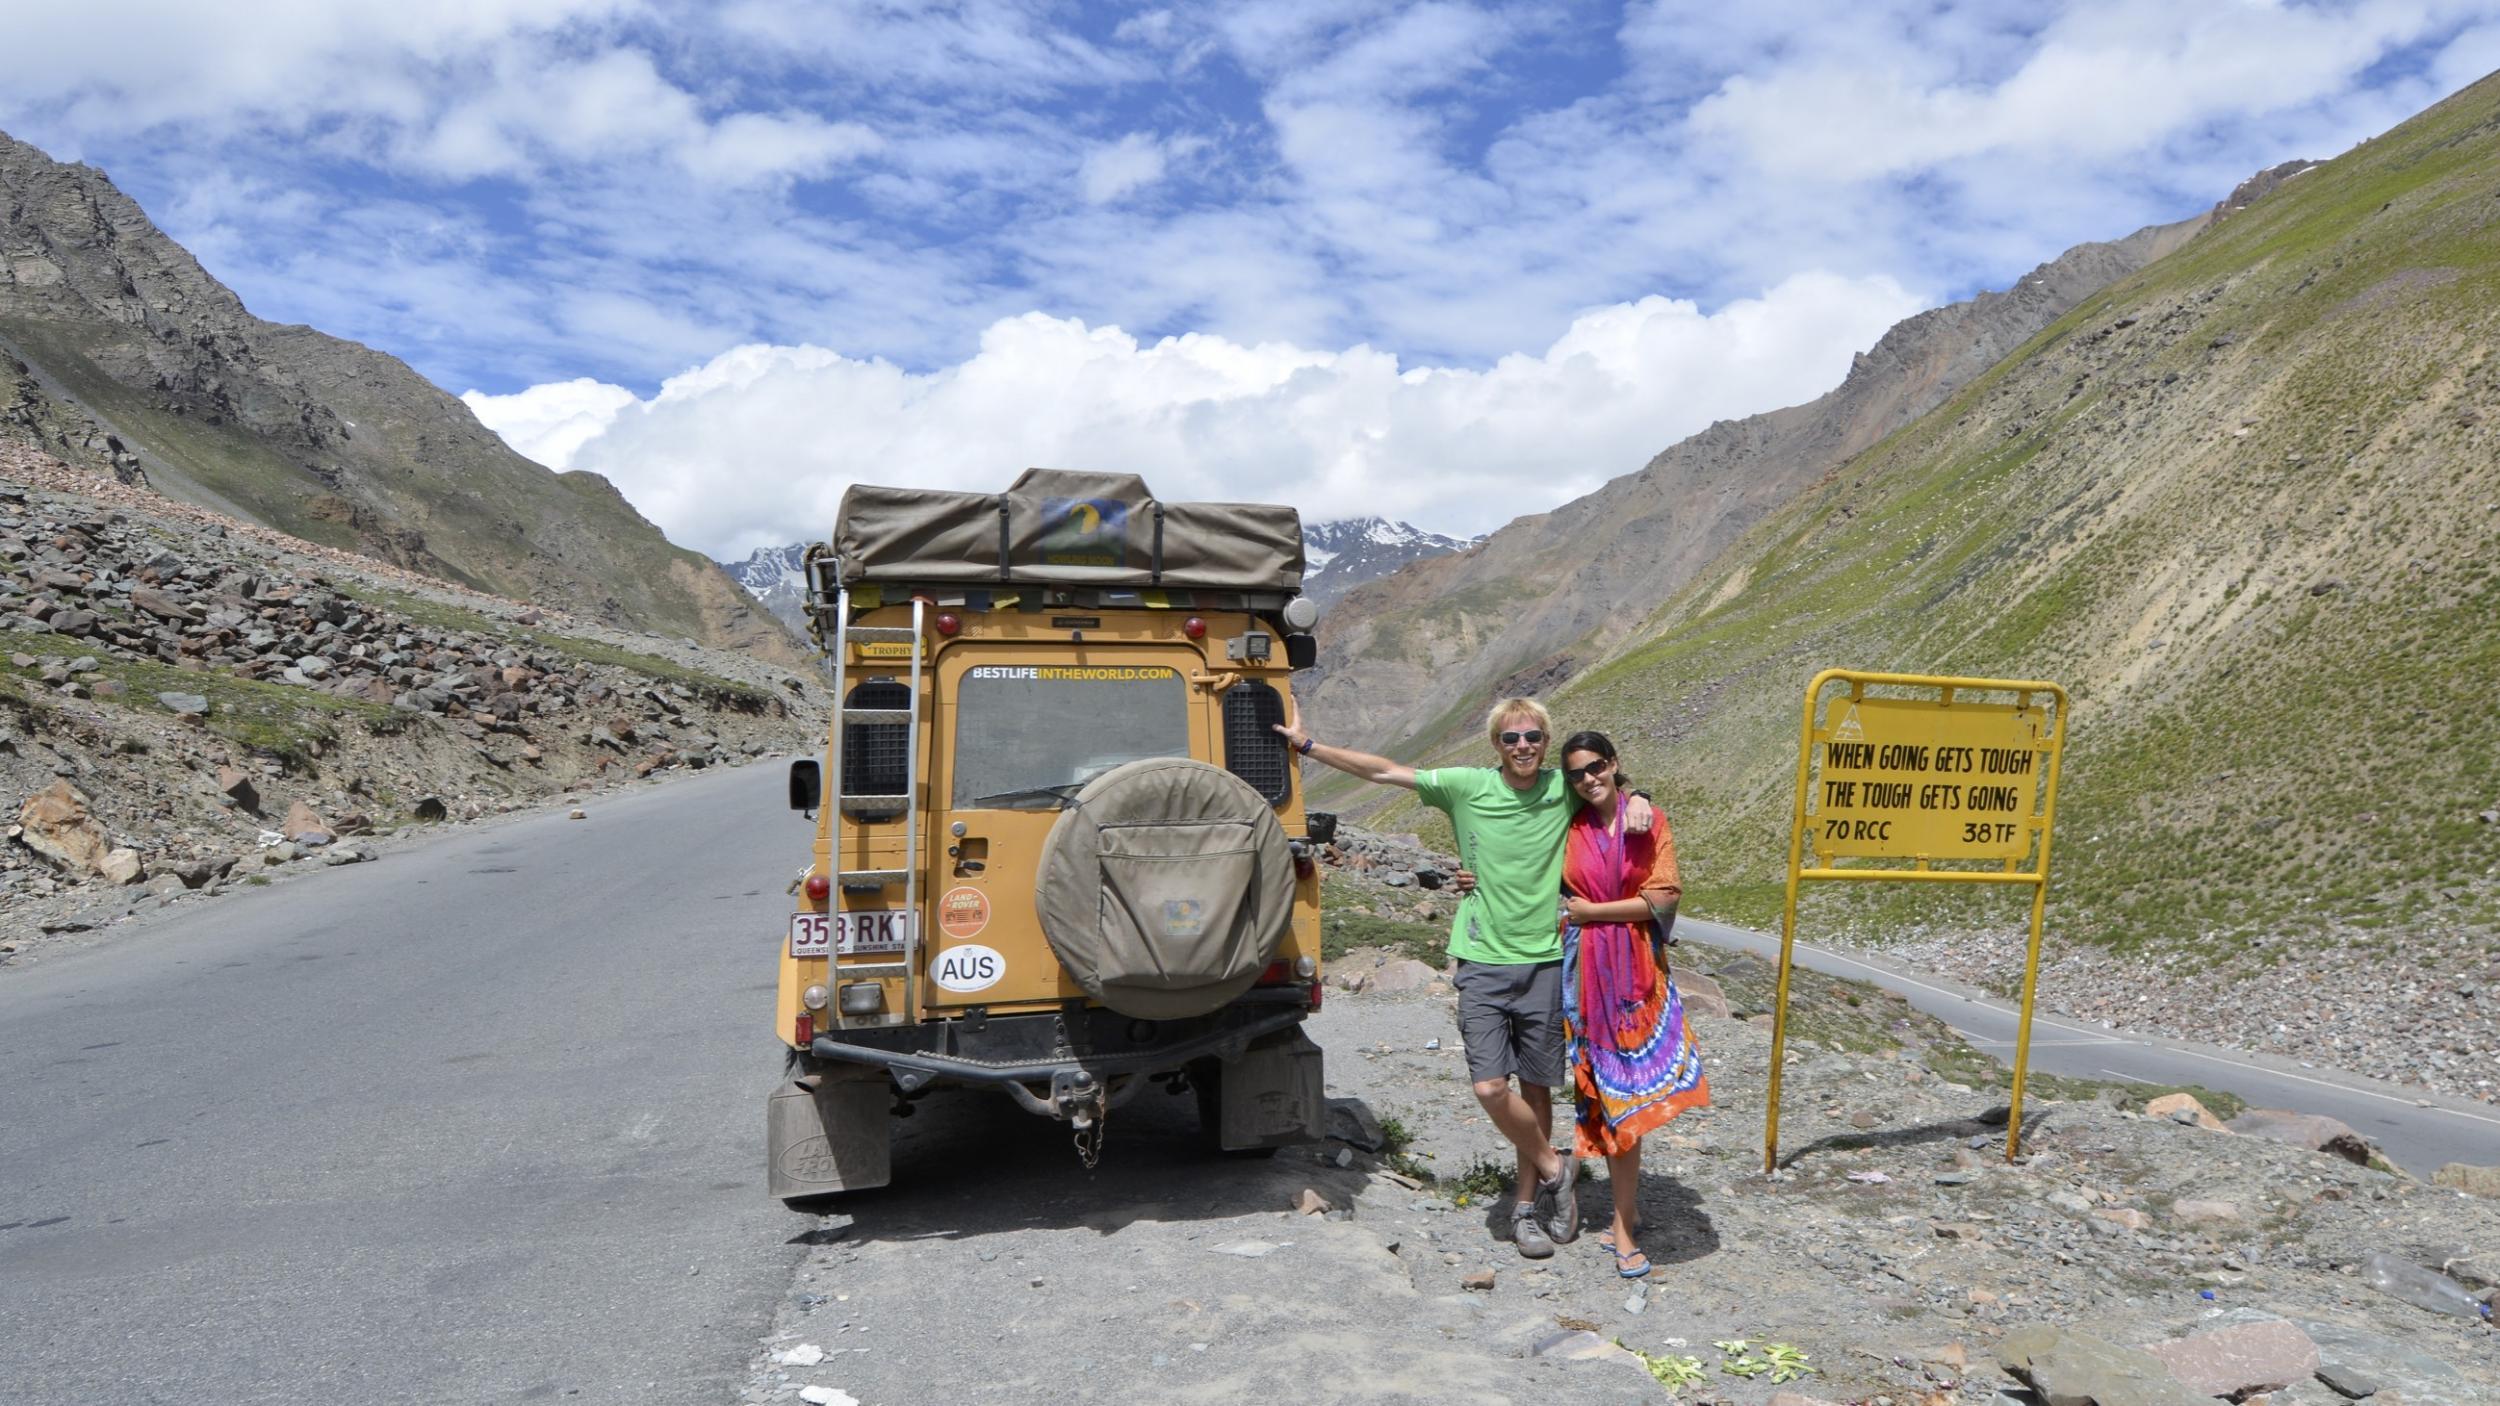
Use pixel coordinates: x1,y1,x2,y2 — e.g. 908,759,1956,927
1276,696,1649,1260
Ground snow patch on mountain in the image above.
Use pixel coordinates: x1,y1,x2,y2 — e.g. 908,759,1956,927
1301,517,1478,605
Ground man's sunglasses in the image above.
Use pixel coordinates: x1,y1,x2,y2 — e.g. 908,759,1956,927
1564,759,1613,783
1498,729,1545,746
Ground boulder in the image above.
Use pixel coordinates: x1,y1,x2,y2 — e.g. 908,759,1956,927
1367,958,1442,994
2229,1108,2373,1165
2141,1318,2319,1399
215,765,259,809
1673,969,1733,1019
283,799,334,846
2145,1092,2228,1131
2170,1199,2241,1227
155,691,210,717
2432,1163,2500,1199
98,847,145,885
15,780,112,875
1996,1325,2214,1406
128,586,201,622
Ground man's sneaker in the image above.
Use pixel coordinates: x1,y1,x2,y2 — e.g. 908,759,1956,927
1535,1160,1581,1244
1510,1202,1556,1259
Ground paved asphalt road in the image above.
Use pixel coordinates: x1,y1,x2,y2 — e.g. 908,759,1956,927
1679,917,2500,1176
0,763,814,1406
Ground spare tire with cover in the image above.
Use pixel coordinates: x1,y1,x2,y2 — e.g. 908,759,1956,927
1036,758,1295,1019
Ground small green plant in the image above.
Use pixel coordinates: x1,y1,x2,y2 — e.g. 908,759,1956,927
1709,1339,1814,1384
1625,1346,1710,1393
1763,1343,1814,1385
1374,1114,1436,1184
1441,1156,1513,1208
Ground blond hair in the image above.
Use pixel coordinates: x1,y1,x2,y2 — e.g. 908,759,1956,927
1483,696,1552,745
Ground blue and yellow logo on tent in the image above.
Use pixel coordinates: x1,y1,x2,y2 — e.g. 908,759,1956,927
1040,497,1127,567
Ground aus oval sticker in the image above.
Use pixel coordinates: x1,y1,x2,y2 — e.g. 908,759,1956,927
932,944,1006,994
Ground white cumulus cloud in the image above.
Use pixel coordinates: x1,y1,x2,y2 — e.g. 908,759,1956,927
465,272,1926,559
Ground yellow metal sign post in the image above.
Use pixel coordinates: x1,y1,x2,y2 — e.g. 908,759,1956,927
1762,669,2068,1173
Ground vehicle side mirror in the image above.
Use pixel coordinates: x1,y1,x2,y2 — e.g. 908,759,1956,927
1284,633,1318,669
788,759,822,812
1304,810,1338,846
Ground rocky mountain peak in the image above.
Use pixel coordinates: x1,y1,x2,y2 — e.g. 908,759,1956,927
0,128,798,663
1301,517,1478,606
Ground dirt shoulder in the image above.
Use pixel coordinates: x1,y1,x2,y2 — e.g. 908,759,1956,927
742,948,2498,1405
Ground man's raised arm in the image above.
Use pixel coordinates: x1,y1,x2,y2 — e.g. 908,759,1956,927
1274,709,1417,790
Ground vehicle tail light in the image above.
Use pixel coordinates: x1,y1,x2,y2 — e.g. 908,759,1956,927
935,612,962,635
1308,980,1323,1012
1259,959,1291,985
804,874,830,902
795,1012,814,1047
1183,616,1206,639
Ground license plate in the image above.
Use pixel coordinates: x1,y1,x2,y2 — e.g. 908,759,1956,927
789,911,912,958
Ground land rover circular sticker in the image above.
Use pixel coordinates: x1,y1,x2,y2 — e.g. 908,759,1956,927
932,944,1005,993
938,886,990,939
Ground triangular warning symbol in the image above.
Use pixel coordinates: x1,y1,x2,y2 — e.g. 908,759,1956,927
1833,704,1865,741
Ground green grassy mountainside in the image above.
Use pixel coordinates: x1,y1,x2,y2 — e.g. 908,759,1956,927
0,132,799,665
1334,71,2500,964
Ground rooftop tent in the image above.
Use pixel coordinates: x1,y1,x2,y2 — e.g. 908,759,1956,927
831,469,1305,591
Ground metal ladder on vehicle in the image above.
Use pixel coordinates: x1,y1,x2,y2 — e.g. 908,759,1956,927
826,590,923,1029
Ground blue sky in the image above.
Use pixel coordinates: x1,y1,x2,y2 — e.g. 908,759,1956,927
6,1,2498,555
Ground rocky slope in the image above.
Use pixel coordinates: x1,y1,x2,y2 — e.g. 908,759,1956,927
0,131,796,664
1300,216,2209,759
1,441,827,954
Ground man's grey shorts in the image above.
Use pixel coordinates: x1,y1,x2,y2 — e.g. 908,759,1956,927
1452,959,1565,1088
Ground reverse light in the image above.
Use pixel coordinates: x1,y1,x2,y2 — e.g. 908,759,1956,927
804,874,830,902
802,984,831,1011
1294,955,1317,980
934,612,962,636
1182,616,1207,639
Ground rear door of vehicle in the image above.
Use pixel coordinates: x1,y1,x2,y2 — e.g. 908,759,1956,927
925,640,1210,1010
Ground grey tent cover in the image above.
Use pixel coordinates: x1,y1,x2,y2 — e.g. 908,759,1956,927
834,468,1304,590
1035,758,1295,1020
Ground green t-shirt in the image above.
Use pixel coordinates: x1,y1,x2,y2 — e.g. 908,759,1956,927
1413,765,1571,965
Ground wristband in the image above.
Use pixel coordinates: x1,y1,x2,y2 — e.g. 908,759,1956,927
1296,736,1316,755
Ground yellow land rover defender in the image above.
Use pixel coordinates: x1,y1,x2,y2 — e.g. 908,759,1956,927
767,470,1334,1198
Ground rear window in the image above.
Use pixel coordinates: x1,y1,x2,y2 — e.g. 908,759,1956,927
952,664,1190,809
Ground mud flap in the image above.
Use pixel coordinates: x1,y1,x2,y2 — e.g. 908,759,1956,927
767,1065,892,1199
1212,1028,1326,1151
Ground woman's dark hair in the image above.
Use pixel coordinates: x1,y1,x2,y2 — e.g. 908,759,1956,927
1559,730,1629,788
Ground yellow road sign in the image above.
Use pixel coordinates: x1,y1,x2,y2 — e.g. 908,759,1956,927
1765,669,2068,1175
1809,695,2048,864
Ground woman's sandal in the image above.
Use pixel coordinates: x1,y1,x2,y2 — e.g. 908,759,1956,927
1593,1223,1647,1252
1613,1243,1652,1279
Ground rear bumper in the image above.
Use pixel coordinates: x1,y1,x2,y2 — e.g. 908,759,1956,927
811,1000,1307,1094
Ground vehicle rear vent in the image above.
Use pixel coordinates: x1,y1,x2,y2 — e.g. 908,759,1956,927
1222,682,1290,805
842,680,911,808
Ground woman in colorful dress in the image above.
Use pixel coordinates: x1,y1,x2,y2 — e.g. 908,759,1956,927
1556,730,1709,1278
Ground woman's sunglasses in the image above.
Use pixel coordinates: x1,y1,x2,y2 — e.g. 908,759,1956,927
1498,729,1545,746
1564,759,1613,783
